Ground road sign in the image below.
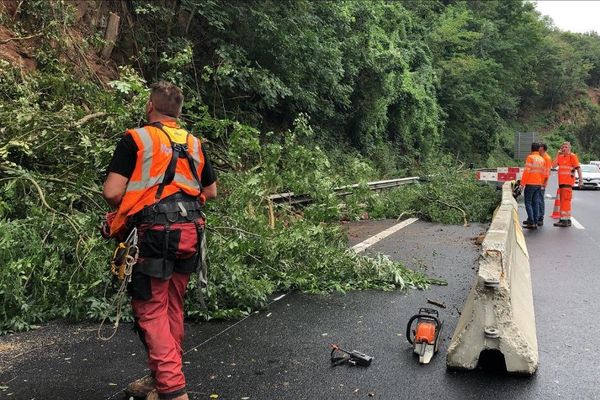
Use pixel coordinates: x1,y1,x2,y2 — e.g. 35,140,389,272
515,132,537,160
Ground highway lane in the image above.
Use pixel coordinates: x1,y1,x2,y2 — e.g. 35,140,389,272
0,220,496,400
344,175,600,399
2,176,600,399
520,173,600,399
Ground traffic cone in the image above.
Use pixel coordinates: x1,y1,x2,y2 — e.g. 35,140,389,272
551,189,560,219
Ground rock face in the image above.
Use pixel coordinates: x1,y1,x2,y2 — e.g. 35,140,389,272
0,1,119,81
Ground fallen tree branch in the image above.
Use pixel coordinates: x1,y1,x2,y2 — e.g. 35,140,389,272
45,176,103,196
426,298,446,308
74,112,107,127
0,33,42,45
20,173,83,234
396,210,417,222
267,198,275,229
1,165,102,196
433,198,468,226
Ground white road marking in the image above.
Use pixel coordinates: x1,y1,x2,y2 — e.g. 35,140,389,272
571,217,584,230
352,218,419,253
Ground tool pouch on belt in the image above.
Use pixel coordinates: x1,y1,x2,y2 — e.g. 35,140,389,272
127,193,207,300
128,217,205,300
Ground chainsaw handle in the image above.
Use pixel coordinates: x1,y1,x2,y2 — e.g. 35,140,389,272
405,314,441,345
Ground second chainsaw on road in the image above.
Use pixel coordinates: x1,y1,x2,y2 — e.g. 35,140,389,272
406,308,443,364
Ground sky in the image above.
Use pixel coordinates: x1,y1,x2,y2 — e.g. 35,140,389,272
533,1,600,34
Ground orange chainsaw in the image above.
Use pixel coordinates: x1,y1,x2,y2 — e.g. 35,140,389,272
406,308,443,364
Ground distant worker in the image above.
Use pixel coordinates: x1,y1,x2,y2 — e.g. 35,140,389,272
552,141,582,227
520,142,548,229
537,142,552,225
103,81,217,400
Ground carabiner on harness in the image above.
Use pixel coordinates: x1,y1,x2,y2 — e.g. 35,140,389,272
110,227,139,283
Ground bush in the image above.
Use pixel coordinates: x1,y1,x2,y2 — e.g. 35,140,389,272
0,64,449,333
342,154,500,224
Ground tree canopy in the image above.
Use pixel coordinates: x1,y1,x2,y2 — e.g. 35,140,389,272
1,0,600,333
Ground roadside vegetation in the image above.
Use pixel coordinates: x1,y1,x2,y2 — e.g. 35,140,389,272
1,0,599,333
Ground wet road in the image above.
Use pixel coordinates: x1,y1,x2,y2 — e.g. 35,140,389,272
1,176,600,399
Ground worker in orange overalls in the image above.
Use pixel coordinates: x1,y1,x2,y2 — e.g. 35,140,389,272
520,142,549,229
537,142,552,226
552,141,582,227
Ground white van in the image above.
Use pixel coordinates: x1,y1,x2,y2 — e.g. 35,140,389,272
590,161,600,167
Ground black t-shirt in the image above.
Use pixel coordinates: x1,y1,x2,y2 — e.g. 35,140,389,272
107,133,217,186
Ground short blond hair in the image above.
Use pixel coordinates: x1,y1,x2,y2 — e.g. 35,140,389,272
150,81,183,118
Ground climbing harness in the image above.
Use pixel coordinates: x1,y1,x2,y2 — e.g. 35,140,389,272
98,123,208,339
151,122,204,202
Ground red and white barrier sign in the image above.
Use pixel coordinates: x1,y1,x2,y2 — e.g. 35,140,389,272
476,167,523,182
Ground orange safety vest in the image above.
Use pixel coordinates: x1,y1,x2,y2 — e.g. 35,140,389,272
542,152,552,175
556,153,580,186
521,152,547,186
109,122,205,236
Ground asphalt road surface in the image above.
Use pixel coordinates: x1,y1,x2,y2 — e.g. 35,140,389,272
1,175,599,399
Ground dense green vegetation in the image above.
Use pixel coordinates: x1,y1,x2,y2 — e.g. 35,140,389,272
1,0,600,333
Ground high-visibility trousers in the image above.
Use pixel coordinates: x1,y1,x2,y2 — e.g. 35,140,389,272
558,186,573,220
132,272,190,398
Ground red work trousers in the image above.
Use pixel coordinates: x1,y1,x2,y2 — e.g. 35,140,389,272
558,186,573,220
132,272,190,397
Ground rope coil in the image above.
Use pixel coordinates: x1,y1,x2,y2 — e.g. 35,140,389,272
98,228,138,341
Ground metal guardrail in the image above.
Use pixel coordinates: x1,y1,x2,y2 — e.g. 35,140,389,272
267,176,421,205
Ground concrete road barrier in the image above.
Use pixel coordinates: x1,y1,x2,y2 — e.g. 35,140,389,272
446,182,538,375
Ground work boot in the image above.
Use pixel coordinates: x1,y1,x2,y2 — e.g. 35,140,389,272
146,390,189,400
522,221,537,229
553,220,570,227
146,390,158,400
537,219,544,227
126,375,156,398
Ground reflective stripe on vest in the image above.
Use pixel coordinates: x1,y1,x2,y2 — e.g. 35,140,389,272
543,153,552,174
124,127,203,192
126,127,163,191
522,154,547,185
109,125,205,237
557,154,579,185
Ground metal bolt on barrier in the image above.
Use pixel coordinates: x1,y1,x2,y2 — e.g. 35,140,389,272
484,279,500,288
484,327,500,338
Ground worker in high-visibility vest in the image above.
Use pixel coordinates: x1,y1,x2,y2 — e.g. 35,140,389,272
552,141,582,227
520,142,548,229
537,142,552,225
103,81,217,400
